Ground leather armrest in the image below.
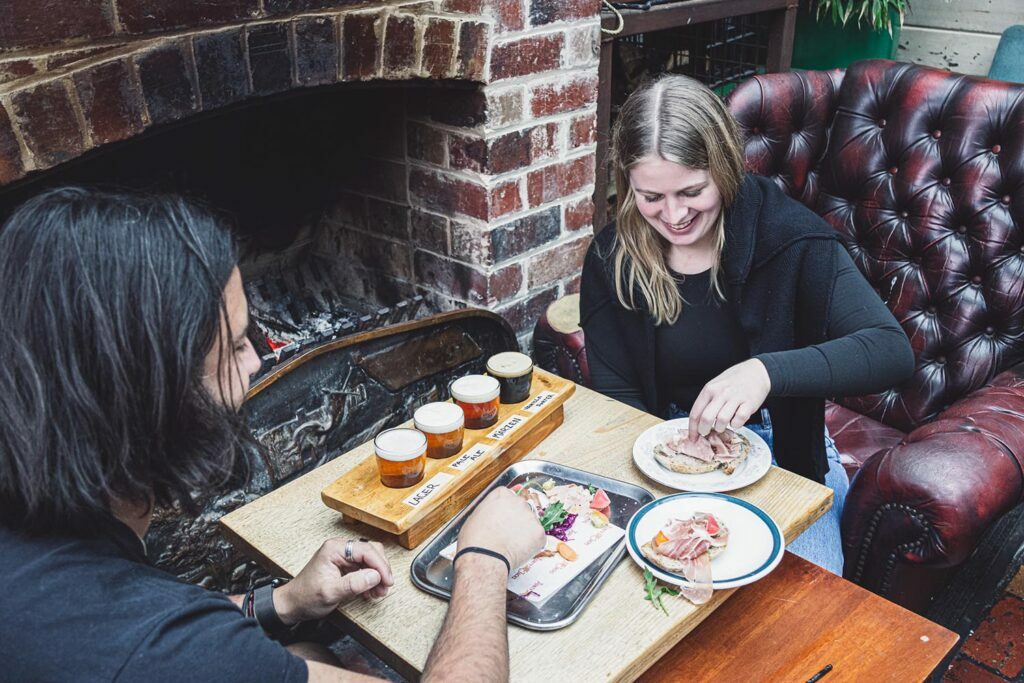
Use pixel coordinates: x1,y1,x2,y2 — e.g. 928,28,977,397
841,362,1024,611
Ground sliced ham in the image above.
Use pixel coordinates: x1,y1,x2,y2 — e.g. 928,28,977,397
546,484,592,514
662,431,716,462
660,428,743,466
652,513,726,605
677,552,713,605
707,433,731,459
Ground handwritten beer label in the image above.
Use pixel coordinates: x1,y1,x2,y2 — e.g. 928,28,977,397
522,391,557,413
486,414,527,441
448,443,494,472
403,472,454,508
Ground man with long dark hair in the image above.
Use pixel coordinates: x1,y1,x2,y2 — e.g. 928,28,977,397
0,188,543,682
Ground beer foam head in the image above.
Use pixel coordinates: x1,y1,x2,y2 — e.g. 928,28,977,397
450,374,500,403
414,402,465,433
486,351,533,378
374,428,427,460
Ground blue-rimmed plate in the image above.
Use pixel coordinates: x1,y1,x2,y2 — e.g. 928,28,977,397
626,492,784,589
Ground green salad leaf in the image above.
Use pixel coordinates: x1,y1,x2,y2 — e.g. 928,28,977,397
643,567,680,615
538,501,569,531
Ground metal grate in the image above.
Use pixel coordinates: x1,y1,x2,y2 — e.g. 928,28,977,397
615,13,771,96
244,255,424,376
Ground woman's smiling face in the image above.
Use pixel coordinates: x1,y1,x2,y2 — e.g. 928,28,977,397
628,156,723,251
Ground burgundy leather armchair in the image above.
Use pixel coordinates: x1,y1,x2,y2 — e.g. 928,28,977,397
534,60,1024,613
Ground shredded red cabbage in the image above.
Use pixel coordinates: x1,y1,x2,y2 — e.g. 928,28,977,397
545,513,577,541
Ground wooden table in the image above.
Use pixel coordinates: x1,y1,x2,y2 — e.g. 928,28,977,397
641,552,959,682
221,384,834,681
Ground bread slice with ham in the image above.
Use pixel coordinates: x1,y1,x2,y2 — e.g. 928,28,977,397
653,427,750,475
640,512,728,605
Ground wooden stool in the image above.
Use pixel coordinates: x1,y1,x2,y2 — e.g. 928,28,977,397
532,293,590,386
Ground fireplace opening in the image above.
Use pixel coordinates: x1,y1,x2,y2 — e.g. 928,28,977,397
0,80,486,376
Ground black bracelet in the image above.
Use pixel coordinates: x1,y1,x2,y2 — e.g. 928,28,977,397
254,579,294,640
453,546,511,575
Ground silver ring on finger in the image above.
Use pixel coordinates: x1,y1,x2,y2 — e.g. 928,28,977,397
344,539,355,562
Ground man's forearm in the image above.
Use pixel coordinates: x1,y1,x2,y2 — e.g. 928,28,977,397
422,553,510,682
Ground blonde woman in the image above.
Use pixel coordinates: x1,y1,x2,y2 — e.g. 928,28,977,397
580,74,914,573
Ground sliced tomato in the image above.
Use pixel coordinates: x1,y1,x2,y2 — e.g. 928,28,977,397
705,515,719,535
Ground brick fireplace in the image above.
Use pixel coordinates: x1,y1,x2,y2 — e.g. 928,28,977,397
0,0,600,343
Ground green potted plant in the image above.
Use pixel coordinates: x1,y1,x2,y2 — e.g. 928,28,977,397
791,0,909,71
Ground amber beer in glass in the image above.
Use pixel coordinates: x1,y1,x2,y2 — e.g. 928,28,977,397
450,375,501,430
374,428,427,488
414,402,465,459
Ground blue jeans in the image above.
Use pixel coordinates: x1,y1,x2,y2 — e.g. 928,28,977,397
665,405,848,575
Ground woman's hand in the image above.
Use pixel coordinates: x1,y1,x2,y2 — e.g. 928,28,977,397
688,358,771,440
273,538,395,625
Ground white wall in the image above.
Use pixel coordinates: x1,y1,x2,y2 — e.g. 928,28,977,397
897,0,1024,75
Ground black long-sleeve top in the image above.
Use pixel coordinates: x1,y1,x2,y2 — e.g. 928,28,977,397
644,242,912,413
580,175,916,482
581,176,915,431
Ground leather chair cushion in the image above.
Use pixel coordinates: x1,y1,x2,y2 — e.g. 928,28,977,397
825,400,906,476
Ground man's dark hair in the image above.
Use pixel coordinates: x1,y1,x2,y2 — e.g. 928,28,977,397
0,187,244,535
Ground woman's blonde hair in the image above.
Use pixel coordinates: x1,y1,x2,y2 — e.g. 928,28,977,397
610,74,746,325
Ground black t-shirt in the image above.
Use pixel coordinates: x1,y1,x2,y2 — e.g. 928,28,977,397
0,516,307,683
655,269,749,410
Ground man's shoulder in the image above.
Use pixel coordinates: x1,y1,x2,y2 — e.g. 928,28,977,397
0,526,299,683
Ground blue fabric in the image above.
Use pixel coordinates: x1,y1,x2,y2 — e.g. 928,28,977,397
663,405,847,575
989,25,1024,84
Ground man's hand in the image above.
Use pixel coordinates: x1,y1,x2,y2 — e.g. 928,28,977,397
422,488,544,682
274,539,394,626
458,487,545,570
688,358,771,440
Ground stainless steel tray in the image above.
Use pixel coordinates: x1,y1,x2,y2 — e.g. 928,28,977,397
410,459,654,630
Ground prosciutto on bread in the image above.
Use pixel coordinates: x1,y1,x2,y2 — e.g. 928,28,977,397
653,427,750,475
640,512,728,605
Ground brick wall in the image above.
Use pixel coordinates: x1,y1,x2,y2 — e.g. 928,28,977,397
405,0,600,338
0,0,600,338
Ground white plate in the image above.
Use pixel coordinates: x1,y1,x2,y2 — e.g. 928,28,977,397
626,492,784,589
632,417,772,492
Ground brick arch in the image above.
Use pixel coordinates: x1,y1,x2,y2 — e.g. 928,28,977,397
0,3,490,186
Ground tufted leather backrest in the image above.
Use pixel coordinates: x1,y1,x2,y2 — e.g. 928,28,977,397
728,60,1024,432
728,68,845,206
